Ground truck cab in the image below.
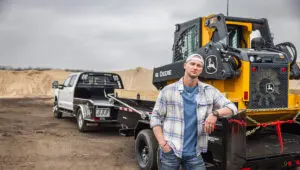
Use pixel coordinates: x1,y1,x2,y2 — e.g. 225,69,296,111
54,72,79,110
52,72,123,132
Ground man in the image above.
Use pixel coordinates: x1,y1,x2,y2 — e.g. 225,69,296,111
150,53,238,170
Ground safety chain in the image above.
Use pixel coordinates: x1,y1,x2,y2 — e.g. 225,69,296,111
246,108,289,112
246,126,261,136
246,116,261,136
245,112,300,136
246,116,260,124
293,112,300,125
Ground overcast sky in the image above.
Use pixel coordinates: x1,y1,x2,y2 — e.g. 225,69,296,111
0,0,299,71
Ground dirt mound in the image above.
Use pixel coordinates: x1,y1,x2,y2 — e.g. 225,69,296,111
0,70,69,98
290,80,300,94
114,67,156,91
0,68,156,98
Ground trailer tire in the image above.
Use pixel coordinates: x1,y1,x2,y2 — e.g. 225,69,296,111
77,109,87,132
53,100,62,119
135,129,158,170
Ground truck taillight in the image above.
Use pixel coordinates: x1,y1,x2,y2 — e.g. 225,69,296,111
241,168,251,170
296,160,300,165
93,117,100,121
252,66,257,72
281,67,287,72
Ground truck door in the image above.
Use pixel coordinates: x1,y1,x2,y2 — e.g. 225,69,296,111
65,75,77,110
58,76,71,109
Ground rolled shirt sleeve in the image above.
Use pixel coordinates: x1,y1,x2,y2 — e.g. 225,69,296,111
213,88,238,116
150,90,167,128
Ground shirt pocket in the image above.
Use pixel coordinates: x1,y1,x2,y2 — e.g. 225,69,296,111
166,103,175,115
166,98,182,119
197,97,213,121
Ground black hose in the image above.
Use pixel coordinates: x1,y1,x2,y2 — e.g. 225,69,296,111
220,49,242,69
229,56,242,70
275,42,297,66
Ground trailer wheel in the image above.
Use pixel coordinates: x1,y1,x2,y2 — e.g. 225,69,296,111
135,129,158,170
77,109,87,132
53,100,62,119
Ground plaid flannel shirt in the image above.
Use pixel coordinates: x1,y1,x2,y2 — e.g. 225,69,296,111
150,78,238,158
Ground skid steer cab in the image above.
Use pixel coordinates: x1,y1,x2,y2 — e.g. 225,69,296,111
111,13,300,170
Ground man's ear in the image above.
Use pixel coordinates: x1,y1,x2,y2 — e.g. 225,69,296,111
183,62,186,70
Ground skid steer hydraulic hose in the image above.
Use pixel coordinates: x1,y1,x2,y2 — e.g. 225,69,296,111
275,42,297,66
220,49,242,69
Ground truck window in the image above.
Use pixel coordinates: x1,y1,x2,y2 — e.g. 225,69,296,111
68,75,77,87
77,74,122,88
63,77,71,87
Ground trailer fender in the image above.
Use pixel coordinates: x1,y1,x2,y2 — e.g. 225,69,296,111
75,104,91,120
134,120,151,139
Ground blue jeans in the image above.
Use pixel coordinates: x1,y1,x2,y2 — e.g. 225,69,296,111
160,149,206,170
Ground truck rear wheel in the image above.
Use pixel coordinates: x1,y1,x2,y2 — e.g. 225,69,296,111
135,129,158,170
77,109,87,132
53,100,62,119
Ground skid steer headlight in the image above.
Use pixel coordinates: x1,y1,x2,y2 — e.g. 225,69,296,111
249,56,255,62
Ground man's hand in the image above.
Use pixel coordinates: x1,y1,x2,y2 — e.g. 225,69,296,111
153,126,172,153
204,113,217,134
159,141,172,153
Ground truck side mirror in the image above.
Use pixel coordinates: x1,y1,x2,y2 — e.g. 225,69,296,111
52,81,59,89
58,84,64,89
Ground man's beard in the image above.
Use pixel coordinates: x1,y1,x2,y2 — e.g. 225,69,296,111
187,72,199,79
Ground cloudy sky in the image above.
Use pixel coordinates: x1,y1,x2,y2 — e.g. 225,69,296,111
0,0,299,71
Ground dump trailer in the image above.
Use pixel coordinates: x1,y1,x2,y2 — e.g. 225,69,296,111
109,14,300,170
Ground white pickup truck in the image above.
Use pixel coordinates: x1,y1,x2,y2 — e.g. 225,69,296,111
52,72,124,132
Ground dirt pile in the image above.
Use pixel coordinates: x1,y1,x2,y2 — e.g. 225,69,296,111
0,67,156,98
0,70,69,98
290,80,300,94
114,67,156,91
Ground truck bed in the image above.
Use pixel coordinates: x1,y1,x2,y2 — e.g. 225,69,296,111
74,98,114,106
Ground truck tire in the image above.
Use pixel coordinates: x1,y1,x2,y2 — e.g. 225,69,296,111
77,109,87,132
53,100,62,119
135,129,158,170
